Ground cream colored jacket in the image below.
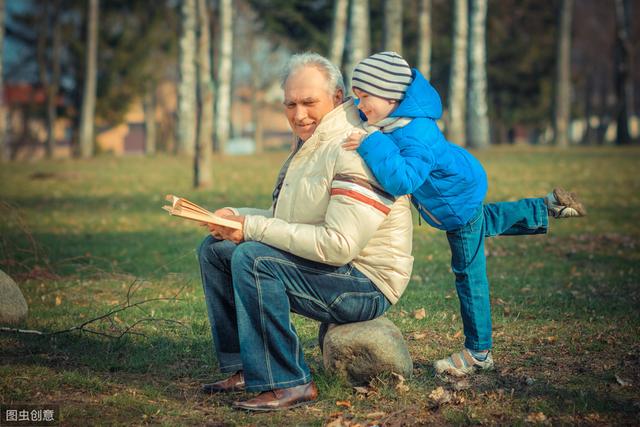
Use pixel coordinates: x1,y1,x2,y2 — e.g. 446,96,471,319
234,99,414,304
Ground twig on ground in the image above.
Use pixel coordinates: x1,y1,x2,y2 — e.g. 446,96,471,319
0,278,186,339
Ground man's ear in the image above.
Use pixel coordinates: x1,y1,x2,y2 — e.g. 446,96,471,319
333,89,344,106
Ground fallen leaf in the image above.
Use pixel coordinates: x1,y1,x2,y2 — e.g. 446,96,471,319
453,330,462,339
428,386,452,405
326,417,347,427
396,382,409,393
408,332,427,340
353,386,369,394
615,374,632,387
336,400,352,408
365,411,386,419
525,412,547,423
413,308,426,320
452,379,471,391
391,372,410,392
55,296,62,306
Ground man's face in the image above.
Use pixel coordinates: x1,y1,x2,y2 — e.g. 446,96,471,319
353,88,398,125
283,66,343,141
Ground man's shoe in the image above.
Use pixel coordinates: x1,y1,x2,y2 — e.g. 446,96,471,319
545,187,587,218
201,371,245,394
232,381,318,412
434,349,494,377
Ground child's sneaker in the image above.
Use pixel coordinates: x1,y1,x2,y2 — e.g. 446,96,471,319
545,187,587,218
433,349,494,377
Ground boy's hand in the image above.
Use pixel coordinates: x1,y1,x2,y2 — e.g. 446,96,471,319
342,130,367,151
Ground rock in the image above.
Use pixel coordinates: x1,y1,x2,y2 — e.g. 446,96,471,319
0,269,28,326
320,317,413,385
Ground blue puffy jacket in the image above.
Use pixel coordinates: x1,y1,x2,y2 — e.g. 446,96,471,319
356,69,487,231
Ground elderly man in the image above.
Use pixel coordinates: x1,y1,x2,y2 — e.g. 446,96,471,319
198,52,413,411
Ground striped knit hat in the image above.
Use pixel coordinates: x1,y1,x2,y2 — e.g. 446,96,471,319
352,51,413,101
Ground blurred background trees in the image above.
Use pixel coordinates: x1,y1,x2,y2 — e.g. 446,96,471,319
1,0,638,168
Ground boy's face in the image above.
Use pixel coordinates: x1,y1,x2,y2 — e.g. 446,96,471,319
353,88,398,124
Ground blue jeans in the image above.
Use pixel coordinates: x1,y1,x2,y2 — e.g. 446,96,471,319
197,237,391,392
446,198,548,351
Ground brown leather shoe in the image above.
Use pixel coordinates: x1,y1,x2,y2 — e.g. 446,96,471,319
201,371,245,394
232,381,318,411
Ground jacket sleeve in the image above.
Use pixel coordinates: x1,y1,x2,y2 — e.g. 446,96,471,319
357,129,434,196
235,206,274,218
242,150,394,266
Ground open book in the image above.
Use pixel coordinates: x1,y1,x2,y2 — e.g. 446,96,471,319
162,194,242,230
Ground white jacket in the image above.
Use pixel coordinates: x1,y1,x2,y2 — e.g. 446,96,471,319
235,99,414,304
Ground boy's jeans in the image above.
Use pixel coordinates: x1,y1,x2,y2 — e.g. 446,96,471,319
446,198,548,351
197,236,391,392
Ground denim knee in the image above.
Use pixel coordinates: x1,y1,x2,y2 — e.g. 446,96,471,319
197,235,218,264
230,241,268,273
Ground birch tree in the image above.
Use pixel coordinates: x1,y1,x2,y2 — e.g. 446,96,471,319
176,0,197,155
194,0,213,187
384,0,403,54
417,0,431,79
345,0,370,90
143,90,156,155
447,0,468,145
0,0,8,162
553,0,573,147
216,0,233,153
467,0,489,148
329,0,348,68
78,0,99,158
614,0,632,145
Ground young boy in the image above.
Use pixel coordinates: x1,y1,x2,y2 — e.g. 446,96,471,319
344,51,586,377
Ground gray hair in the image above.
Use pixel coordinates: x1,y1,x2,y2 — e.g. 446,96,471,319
280,52,345,96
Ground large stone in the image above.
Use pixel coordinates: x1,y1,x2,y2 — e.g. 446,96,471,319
0,269,28,326
320,317,413,385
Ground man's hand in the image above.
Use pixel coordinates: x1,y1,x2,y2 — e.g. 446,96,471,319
206,215,245,244
342,130,367,151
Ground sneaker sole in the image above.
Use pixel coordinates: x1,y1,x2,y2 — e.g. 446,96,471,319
553,188,587,216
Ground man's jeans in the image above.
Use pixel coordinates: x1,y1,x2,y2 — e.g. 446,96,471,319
197,237,391,392
446,198,548,351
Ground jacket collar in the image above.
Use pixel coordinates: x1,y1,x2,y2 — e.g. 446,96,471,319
308,98,362,144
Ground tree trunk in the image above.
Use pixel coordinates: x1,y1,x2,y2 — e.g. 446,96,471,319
176,0,197,155
216,0,233,154
417,0,431,79
79,0,99,158
36,4,50,157
345,0,370,89
614,0,631,145
143,89,157,155
467,0,490,149
0,0,6,162
194,0,213,188
248,35,264,154
553,0,573,147
46,9,62,158
329,0,348,68
384,0,403,54
447,0,468,146
581,75,594,145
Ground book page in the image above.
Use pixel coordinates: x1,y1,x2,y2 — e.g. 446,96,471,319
163,195,242,230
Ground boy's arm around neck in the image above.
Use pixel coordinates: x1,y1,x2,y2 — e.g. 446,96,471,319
356,128,435,196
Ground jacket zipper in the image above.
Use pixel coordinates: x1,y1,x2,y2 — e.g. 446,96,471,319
417,202,442,226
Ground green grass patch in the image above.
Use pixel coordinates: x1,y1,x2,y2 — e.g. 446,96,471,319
1,147,639,425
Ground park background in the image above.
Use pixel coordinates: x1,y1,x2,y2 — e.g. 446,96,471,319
1,0,639,425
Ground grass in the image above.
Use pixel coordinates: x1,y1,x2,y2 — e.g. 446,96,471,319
1,146,639,426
